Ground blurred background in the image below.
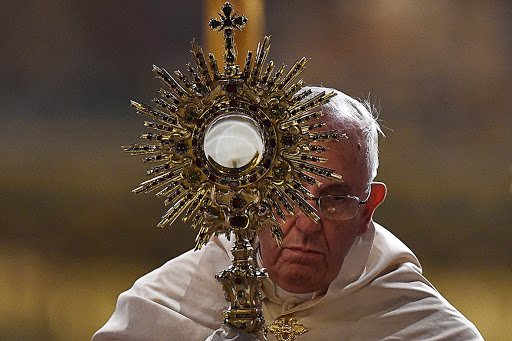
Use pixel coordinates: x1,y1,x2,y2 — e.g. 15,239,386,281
1,0,511,340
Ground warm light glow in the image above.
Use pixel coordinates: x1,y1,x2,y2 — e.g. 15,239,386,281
204,114,264,169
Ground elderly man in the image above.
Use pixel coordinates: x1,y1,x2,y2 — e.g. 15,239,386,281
93,86,483,340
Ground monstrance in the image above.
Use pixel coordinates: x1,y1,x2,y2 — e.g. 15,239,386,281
123,1,345,336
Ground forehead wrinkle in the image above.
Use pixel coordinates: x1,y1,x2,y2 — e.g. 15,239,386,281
318,126,369,195
324,116,370,182
307,92,372,190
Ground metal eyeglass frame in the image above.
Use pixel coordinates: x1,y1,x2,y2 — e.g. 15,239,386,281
311,186,372,220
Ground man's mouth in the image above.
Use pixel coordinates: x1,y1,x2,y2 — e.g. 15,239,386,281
282,246,323,260
286,246,322,254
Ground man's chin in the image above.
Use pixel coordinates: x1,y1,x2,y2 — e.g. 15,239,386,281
274,263,325,293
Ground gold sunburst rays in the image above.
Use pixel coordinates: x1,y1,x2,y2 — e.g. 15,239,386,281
124,2,345,251
121,1,352,334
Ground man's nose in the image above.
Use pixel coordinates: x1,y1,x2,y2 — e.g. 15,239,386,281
291,206,322,234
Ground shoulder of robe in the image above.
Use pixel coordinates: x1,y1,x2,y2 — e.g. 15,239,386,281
355,224,484,340
278,222,484,340
327,222,421,295
92,235,237,340
122,234,235,316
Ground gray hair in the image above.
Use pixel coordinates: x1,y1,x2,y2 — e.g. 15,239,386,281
303,86,383,181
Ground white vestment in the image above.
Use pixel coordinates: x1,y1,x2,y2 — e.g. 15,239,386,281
92,222,483,340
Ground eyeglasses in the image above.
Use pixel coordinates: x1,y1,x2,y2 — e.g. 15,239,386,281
310,189,371,221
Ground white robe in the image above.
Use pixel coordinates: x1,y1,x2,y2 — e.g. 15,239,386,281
92,222,483,340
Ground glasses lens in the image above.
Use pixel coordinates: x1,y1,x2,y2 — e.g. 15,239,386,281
318,196,359,220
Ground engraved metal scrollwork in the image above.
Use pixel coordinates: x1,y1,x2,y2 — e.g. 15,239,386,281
123,1,345,335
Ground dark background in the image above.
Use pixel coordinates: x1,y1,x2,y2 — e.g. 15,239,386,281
1,1,511,339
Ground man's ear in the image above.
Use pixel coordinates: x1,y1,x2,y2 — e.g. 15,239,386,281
357,182,387,236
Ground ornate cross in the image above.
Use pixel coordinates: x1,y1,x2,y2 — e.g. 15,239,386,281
125,1,340,336
209,2,248,66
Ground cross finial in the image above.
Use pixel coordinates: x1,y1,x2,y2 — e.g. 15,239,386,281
209,2,248,66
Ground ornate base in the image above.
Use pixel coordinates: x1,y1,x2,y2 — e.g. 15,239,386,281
216,236,267,334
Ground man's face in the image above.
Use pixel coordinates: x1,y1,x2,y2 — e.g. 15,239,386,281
257,121,377,294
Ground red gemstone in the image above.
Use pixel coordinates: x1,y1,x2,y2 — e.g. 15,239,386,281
230,215,247,228
282,133,295,147
226,84,237,93
232,197,244,208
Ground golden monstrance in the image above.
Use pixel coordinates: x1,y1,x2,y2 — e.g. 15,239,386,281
123,2,344,336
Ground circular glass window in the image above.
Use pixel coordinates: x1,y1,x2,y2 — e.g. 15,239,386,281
203,114,264,171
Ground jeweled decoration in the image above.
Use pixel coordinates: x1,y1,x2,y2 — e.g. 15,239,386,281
123,1,345,335
267,316,309,341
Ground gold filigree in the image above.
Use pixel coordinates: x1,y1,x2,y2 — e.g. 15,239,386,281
123,1,344,335
267,316,308,341
123,1,344,250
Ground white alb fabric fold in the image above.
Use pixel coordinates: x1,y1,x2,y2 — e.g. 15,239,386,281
92,222,483,340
